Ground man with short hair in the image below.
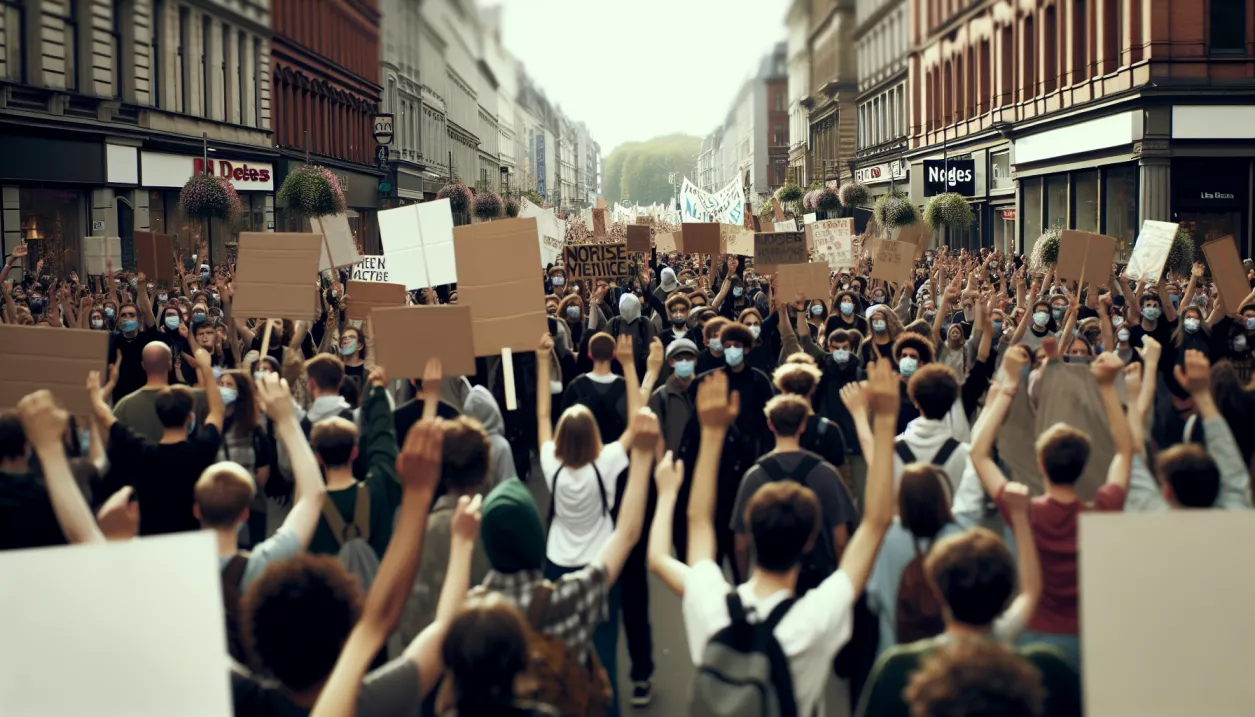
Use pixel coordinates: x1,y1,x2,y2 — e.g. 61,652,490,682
113,341,208,442
107,291,157,402
90,348,225,536
561,332,629,443
649,338,699,454
894,363,969,496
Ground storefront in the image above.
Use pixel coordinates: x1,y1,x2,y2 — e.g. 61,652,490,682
140,151,275,265
274,158,383,255
854,159,909,201
1172,157,1251,258
1017,164,1140,261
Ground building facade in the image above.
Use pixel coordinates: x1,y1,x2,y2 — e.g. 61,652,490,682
853,0,909,200
0,0,275,275
908,0,1255,257
272,0,382,251
786,0,812,183
804,0,858,184
701,43,787,199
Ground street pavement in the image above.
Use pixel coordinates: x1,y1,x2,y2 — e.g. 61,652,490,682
524,463,853,717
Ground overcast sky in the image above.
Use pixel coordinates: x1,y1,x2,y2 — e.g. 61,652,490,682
495,0,789,155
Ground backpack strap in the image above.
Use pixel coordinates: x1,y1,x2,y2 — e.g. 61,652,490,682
591,463,609,518
321,483,369,547
546,467,562,527
761,596,797,632
894,439,916,464
222,552,250,592
932,438,961,467
546,464,610,525
353,482,371,543
758,454,821,486
757,456,788,483
757,596,801,717
816,417,828,436
725,591,748,624
527,580,556,628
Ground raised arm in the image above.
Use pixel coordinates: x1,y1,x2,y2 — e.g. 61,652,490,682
309,419,442,717
615,334,643,449
536,333,555,446
136,273,156,329
839,382,876,460
193,349,224,432
1157,280,1178,323
19,390,104,544
639,337,664,401
969,345,1030,499
1180,264,1203,312
597,410,659,586
647,451,689,596
686,371,738,566
1091,352,1132,490
1176,349,1252,509
257,374,328,547
996,483,1039,640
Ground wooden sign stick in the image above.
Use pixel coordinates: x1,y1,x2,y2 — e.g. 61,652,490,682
501,348,517,411
258,319,275,363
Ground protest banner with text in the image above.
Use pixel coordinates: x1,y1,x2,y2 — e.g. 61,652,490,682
350,255,390,282
754,231,807,266
563,243,630,282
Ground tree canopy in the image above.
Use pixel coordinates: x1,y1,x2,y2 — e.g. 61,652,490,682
602,134,701,206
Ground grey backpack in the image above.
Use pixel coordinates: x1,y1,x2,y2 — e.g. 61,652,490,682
322,482,379,593
690,592,798,717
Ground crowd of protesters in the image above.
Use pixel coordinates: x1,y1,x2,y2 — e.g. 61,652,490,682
2,222,1255,717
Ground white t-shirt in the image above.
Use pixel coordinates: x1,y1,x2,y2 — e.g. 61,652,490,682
682,560,856,717
540,440,629,568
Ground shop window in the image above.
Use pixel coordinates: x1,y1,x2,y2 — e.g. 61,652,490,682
20,189,85,277
1044,6,1058,93
1102,165,1138,261
1045,173,1069,230
1074,170,1099,233
1210,0,1246,54
1022,176,1043,244
1072,0,1089,85
1023,14,1036,100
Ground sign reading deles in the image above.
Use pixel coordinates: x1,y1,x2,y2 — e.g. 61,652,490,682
922,159,975,197
140,151,274,191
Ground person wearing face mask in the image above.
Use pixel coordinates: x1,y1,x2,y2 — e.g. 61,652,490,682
88,310,106,331
608,293,657,377
860,307,903,366
107,293,159,403
653,266,681,306
695,317,731,375
648,339,700,456
557,293,588,353
547,266,570,297
1212,298,1255,380
660,293,696,348
214,370,275,547
804,299,828,342
1171,305,1213,365
827,289,870,337
1128,287,1178,356
715,272,751,322
737,307,777,376
337,326,369,384
1007,299,1058,353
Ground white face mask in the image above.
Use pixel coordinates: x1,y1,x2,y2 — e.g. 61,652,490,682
748,325,761,340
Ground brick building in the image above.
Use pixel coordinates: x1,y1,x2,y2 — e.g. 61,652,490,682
804,0,859,184
271,0,383,252
908,0,1255,256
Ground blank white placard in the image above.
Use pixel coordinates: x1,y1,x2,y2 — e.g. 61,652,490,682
378,204,427,290
0,532,231,717
415,198,457,287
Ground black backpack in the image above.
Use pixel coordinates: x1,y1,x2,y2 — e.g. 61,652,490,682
690,593,798,717
756,452,835,595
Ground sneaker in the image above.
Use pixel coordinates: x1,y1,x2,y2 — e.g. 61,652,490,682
630,679,653,708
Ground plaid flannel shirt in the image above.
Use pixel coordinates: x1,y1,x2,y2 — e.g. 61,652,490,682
481,562,610,663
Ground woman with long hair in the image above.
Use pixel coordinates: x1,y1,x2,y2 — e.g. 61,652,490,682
217,370,274,546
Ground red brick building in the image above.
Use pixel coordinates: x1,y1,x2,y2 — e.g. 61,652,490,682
907,0,1255,257
271,0,383,250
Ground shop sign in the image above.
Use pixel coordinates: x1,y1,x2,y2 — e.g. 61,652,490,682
372,114,394,146
1200,191,1236,200
855,160,907,185
991,150,1013,190
1001,208,1017,221
375,145,390,167
923,159,975,197
140,152,274,191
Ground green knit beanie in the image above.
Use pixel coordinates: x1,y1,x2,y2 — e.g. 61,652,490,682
480,478,545,573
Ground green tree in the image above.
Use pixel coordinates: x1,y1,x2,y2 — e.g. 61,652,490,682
603,134,700,205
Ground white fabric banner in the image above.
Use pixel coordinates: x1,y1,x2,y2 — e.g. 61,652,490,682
680,177,745,226
519,198,565,268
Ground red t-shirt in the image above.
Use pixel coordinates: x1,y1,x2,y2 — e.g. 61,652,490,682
996,482,1127,634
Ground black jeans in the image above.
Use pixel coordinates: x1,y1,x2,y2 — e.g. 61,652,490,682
620,524,655,682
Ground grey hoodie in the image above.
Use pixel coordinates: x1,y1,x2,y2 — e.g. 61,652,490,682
463,386,515,487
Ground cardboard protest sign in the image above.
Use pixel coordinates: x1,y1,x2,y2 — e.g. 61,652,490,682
773,219,798,232
776,262,831,300
1080,511,1255,716
772,197,785,222
344,280,407,321
721,225,755,257
563,243,629,282
83,236,121,276
370,305,476,377
808,219,854,269
679,223,722,254
895,223,931,259
1201,236,1251,313
1057,230,1117,288
635,215,653,226
133,231,176,284
871,239,915,285
518,199,564,267
378,198,457,290
314,213,363,272
592,208,607,237
0,324,108,416
452,218,548,356
231,232,321,320
1123,220,1178,282
350,255,390,282
655,232,678,253
597,196,607,209
0,532,231,717
803,212,818,225
626,225,651,253
754,232,807,267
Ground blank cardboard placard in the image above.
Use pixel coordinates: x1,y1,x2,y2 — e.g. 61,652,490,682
597,196,607,209
0,325,108,416
626,225,651,253
1202,237,1251,313
378,199,457,289
1080,511,1255,716
755,231,807,266
232,232,321,320
0,532,230,717
83,236,121,275
370,305,477,377
871,239,915,285
803,212,818,225
592,208,607,237
564,243,629,282
773,219,798,232
345,280,407,321
895,223,931,259
133,231,176,285
722,224,755,257
1056,230,1116,288
350,255,390,282
315,213,364,272
776,262,831,300
655,232,678,253
1124,220,1178,282
680,223,722,254
453,219,548,356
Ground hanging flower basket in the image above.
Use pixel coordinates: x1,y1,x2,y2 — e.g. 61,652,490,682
777,182,804,203
838,181,870,210
473,192,504,220
438,182,473,214
923,192,975,232
814,187,842,213
1030,224,1066,270
802,190,818,212
180,174,243,222
873,190,920,229
1166,226,1196,277
504,197,521,218
275,164,346,218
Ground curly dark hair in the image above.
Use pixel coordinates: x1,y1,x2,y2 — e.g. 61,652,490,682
906,638,1045,717
241,554,363,690
894,332,936,365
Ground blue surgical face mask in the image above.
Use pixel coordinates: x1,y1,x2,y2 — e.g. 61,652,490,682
164,315,180,331
1183,318,1201,333
1245,316,1255,331
565,305,580,319
733,287,743,298
551,275,565,287
120,318,139,333
1169,294,1180,309
810,304,824,316
708,338,723,353
1051,306,1065,321
748,325,761,340
840,301,854,316
898,356,919,377
192,311,207,324
105,307,115,318
1032,311,1050,327
992,320,1003,334
723,346,745,367
673,359,695,378
871,319,887,333
340,338,359,356
1142,306,1161,321
833,348,850,363
219,387,239,406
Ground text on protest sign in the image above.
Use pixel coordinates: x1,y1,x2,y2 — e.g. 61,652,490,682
563,243,630,282
808,218,854,268
871,239,915,285
351,255,390,282
754,232,807,266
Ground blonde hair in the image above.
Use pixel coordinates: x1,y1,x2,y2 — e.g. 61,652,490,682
553,404,603,468
195,462,257,528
